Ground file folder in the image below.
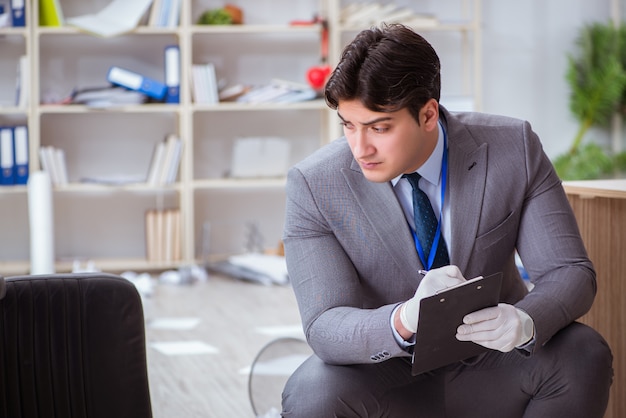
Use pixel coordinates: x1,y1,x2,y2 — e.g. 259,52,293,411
164,45,180,103
10,0,25,27
13,125,29,185
0,127,15,185
107,66,167,100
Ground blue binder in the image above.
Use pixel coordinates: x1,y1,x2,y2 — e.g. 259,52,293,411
10,0,25,27
13,125,28,185
164,45,180,103
0,127,15,185
106,66,167,100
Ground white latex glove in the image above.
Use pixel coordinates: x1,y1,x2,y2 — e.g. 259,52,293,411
456,303,535,352
399,265,466,333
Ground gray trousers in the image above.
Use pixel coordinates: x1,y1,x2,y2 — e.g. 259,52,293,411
281,322,613,418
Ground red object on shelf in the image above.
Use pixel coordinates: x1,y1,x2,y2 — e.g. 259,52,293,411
306,65,331,90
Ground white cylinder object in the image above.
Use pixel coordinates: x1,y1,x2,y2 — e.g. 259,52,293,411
28,171,55,275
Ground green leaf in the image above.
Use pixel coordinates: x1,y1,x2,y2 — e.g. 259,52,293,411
553,143,614,180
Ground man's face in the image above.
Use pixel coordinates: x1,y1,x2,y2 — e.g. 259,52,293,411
337,99,439,183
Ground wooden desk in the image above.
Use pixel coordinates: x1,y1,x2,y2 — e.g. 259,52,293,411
563,179,626,418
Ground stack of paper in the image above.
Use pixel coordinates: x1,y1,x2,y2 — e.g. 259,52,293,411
66,0,153,37
235,80,317,104
71,86,147,107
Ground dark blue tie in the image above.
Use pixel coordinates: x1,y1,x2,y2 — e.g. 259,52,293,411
403,173,450,269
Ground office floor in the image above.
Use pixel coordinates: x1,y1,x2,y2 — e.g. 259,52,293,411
142,273,304,418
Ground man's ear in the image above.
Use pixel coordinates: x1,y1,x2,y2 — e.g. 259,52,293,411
421,99,439,131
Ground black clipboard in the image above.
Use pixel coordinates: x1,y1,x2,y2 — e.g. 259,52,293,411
411,272,503,376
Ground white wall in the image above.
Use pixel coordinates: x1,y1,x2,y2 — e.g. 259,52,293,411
481,0,614,159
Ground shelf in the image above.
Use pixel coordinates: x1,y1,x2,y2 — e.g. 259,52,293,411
190,24,323,34
337,20,477,33
0,0,481,273
0,106,29,115
38,104,181,114
50,182,182,194
192,99,327,112
36,26,181,36
0,185,27,194
0,258,183,276
0,27,29,36
193,178,286,190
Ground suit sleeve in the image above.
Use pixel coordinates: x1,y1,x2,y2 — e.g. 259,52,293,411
513,121,596,350
283,167,409,365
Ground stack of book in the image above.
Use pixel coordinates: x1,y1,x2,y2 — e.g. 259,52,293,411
38,145,69,187
191,63,219,104
145,208,181,262
148,0,181,28
146,133,183,185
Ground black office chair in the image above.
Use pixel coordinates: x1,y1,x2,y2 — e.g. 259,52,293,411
0,272,152,418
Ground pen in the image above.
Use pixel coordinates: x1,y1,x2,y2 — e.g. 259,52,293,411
418,269,428,276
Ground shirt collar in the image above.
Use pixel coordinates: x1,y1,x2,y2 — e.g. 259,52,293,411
391,121,445,187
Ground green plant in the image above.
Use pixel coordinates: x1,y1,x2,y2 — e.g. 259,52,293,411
557,22,626,180
197,9,233,25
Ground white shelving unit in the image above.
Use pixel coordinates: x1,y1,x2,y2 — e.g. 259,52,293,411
0,0,481,275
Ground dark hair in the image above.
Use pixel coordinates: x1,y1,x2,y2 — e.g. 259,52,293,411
324,23,441,123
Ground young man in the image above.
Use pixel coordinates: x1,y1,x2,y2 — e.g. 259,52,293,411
282,24,612,417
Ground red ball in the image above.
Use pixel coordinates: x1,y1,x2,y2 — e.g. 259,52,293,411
306,65,331,90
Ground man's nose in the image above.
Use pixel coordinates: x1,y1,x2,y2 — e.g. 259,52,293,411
352,130,372,157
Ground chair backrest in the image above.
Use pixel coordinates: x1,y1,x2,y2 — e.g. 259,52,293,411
0,273,153,418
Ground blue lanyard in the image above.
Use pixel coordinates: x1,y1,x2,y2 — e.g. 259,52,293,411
410,123,448,270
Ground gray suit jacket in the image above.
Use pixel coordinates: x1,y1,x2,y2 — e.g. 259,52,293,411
283,107,595,365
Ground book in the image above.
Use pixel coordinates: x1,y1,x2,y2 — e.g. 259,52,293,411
145,209,157,261
146,140,166,185
148,0,163,26
158,133,179,184
10,0,25,27
164,45,180,103
13,125,28,184
38,145,68,186
166,0,181,28
146,134,182,185
53,147,69,185
15,55,29,108
191,63,219,104
164,135,182,184
38,146,55,183
107,66,167,100
411,272,503,376
0,127,14,185
145,208,181,262
39,0,64,27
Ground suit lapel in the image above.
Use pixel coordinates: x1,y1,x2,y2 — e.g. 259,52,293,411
342,160,421,274
338,108,489,276
443,110,488,273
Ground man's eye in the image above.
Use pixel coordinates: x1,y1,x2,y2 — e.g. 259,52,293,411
372,127,388,133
